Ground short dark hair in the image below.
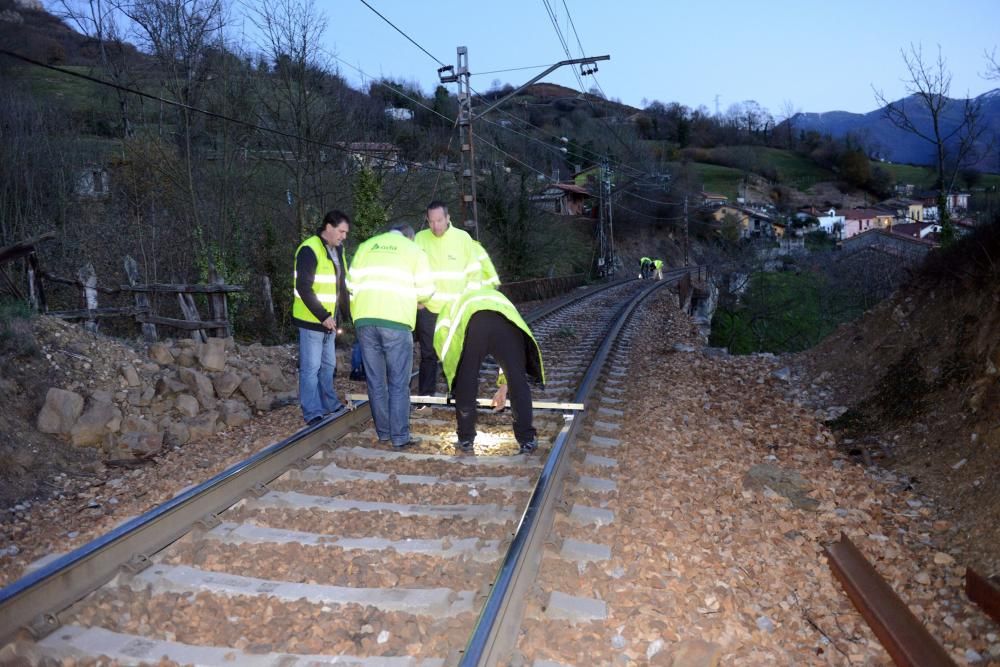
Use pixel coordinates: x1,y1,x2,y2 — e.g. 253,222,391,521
389,222,416,240
426,200,448,216
318,210,350,236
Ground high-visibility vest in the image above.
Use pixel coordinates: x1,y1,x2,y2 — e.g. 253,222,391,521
433,287,544,390
292,235,338,325
654,259,663,269
346,231,434,330
415,225,499,314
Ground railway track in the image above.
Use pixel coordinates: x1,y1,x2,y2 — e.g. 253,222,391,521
0,273,684,666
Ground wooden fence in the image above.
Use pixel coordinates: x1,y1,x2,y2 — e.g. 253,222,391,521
0,233,240,342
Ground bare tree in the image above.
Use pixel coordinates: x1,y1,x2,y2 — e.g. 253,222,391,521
58,0,135,136
247,0,342,238
874,44,988,242
116,0,228,253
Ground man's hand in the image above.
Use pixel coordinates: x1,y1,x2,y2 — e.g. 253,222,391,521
491,384,508,412
322,316,336,331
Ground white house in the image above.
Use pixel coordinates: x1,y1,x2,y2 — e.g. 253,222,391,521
815,208,845,237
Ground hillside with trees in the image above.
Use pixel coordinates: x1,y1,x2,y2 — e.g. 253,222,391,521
1,0,998,348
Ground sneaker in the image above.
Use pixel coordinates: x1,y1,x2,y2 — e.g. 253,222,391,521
393,437,422,449
327,404,347,417
518,439,538,454
457,439,474,452
306,415,324,426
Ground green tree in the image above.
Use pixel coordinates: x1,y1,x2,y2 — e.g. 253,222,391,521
838,149,871,188
352,166,389,245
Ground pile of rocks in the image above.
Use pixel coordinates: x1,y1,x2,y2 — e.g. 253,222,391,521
36,336,298,459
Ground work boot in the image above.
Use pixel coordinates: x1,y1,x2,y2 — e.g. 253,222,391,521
518,439,537,454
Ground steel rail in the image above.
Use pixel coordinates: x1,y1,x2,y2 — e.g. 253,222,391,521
965,567,1000,626
459,273,679,666
824,533,956,667
0,269,702,655
0,405,371,646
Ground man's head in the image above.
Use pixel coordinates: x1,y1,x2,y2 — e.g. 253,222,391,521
389,223,416,240
319,210,350,247
425,201,450,238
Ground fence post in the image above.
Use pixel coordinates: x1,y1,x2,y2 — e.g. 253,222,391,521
124,255,157,342
177,291,207,343
26,253,46,312
78,263,98,333
261,275,277,339
207,266,230,338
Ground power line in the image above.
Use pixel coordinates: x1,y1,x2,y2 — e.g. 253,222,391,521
0,47,453,174
472,64,551,76
356,0,445,67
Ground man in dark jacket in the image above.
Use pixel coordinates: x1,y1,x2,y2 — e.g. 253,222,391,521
292,210,351,425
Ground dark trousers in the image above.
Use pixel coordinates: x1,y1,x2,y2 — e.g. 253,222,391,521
415,308,439,394
453,311,535,445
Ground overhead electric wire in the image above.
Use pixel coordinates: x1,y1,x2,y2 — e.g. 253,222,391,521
540,0,644,166
354,0,650,181
356,0,445,67
0,47,454,174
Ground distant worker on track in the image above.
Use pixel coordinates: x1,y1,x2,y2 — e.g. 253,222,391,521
653,258,664,280
639,256,651,279
434,287,544,455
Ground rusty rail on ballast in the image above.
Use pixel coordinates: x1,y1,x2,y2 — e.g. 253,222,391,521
824,533,955,667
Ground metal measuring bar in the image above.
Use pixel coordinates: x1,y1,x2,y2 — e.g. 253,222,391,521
347,394,584,411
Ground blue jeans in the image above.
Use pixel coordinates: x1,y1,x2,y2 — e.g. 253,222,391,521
298,327,341,422
357,325,413,446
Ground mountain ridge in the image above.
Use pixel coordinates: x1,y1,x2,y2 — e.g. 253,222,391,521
789,89,1000,173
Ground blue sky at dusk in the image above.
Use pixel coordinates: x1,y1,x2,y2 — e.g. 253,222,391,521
301,0,1000,117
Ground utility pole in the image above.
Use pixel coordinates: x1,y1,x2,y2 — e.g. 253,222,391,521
439,47,477,237
439,50,610,240
596,157,614,279
683,195,689,266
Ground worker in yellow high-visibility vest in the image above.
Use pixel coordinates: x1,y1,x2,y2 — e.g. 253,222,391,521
414,200,500,399
347,223,434,449
434,287,544,454
653,258,664,280
292,210,351,425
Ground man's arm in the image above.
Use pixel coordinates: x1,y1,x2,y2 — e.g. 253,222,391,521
295,246,334,326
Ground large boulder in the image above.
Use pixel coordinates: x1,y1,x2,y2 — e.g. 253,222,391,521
120,431,163,458
175,393,199,418
187,410,220,441
178,367,215,408
37,388,84,435
220,399,251,428
121,415,157,434
70,402,122,446
148,342,175,365
197,338,227,372
119,363,141,387
175,348,196,367
155,374,188,397
238,375,263,404
257,364,289,390
162,419,191,447
213,371,241,399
